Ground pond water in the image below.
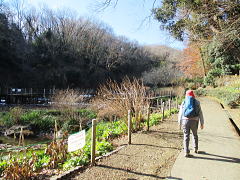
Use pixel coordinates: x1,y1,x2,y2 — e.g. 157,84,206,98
0,135,51,146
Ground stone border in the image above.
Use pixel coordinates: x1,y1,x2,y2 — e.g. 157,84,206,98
50,145,126,180
221,104,240,136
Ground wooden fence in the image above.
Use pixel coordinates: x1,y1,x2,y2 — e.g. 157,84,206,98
90,96,180,165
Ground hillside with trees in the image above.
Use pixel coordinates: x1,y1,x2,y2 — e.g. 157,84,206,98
153,0,240,84
142,45,183,87
0,1,180,89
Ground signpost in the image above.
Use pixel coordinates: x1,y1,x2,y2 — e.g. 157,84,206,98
68,130,86,152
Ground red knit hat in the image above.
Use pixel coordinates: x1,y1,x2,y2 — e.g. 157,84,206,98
186,90,195,98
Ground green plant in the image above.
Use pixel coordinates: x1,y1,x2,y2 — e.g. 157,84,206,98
46,109,61,116
96,140,113,156
78,109,97,120
170,108,179,114
20,110,41,125
0,160,7,175
63,153,89,170
149,113,162,126
148,108,178,127
82,142,91,158
21,110,56,132
34,151,50,170
204,68,223,86
96,121,127,141
36,115,56,131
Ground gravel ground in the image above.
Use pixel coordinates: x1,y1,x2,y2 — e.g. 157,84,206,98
71,115,183,180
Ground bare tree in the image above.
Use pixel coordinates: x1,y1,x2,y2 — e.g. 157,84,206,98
93,77,150,130
51,89,86,131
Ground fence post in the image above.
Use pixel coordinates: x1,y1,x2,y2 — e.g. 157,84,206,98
128,110,132,145
91,119,97,165
168,99,171,113
147,106,150,131
43,88,46,98
162,102,165,121
156,99,159,108
176,97,178,109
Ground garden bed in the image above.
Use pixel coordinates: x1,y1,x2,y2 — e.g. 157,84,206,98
70,114,182,180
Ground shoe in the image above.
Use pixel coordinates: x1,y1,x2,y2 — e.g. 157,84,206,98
194,149,198,154
184,153,190,157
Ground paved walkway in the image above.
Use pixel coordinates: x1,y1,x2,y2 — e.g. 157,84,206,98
167,97,240,180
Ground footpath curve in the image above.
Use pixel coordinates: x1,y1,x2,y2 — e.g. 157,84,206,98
69,115,182,180
168,97,240,180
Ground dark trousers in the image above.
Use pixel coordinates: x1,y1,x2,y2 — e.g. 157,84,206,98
182,119,199,153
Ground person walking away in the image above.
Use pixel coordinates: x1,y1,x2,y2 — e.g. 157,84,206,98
178,90,204,157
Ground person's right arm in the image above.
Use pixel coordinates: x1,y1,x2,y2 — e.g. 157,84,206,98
178,102,184,128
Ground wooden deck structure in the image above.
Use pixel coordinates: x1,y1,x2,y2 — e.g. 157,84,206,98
0,87,56,105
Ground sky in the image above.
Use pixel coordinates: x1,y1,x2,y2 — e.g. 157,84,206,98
10,0,186,50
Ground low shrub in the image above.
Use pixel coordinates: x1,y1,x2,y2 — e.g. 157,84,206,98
203,88,240,108
63,153,89,170
0,113,11,127
194,88,207,96
149,113,162,126
21,110,41,125
45,109,61,116
148,108,179,126
34,151,50,170
96,140,113,155
204,68,223,86
0,108,97,133
78,109,97,120
95,120,127,141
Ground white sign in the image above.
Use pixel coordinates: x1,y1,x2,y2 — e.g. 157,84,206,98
68,130,86,152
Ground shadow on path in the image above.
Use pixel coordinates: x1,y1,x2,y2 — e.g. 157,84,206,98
143,130,182,136
165,176,183,180
131,143,181,150
192,151,240,164
97,164,165,179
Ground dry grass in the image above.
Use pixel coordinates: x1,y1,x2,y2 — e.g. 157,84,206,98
3,154,37,180
51,89,86,131
51,89,85,109
92,77,150,130
215,75,240,87
9,107,24,125
153,86,185,98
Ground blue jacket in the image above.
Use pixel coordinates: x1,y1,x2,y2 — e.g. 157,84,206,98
178,98,204,126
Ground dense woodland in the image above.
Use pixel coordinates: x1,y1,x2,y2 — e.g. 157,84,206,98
153,0,240,84
0,1,183,90
2,0,239,90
